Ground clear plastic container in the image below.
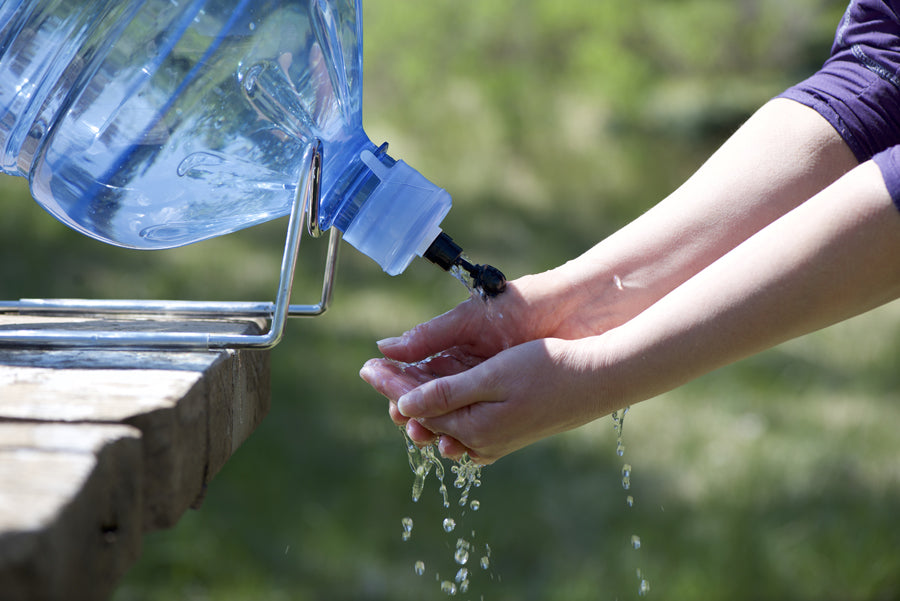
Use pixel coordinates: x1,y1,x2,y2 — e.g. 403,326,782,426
0,0,451,275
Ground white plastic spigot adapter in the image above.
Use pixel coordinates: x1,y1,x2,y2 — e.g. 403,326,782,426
342,149,452,275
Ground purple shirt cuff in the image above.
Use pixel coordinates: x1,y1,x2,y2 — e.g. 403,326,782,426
873,145,900,212
777,0,900,213
777,0,900,162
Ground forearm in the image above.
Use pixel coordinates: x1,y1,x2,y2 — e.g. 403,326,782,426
595,160,900,409
543,98,858,337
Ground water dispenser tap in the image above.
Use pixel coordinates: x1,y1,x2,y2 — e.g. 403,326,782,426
423,232,507,297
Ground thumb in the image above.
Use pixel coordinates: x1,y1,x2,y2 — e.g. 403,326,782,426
396,366,494,419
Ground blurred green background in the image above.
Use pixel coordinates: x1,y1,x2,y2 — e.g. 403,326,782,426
3,0,900,599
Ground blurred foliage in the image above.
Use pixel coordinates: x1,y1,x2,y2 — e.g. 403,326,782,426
4,0,900,599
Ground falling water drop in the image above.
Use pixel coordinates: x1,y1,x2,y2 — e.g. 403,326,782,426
401,517,413,541
631,534,642,550
622,463,632,491
480,543,491,570
443,518,456,533
454,538,471,565
440,580,457,595
639,579,651,596
414,561,425,576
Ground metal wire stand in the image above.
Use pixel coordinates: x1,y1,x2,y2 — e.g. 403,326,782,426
0,140,339,350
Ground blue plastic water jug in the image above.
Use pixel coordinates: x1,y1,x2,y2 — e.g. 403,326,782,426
0,0,461,276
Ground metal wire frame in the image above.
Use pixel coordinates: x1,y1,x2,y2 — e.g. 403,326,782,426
0,139,339,350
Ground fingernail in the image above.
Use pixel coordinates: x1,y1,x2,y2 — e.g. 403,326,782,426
376,336,403,350
397,390,422,417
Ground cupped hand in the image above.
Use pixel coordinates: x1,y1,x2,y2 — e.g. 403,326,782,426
361,268,630,462
360,336,609,464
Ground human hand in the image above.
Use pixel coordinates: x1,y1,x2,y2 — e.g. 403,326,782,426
361,334,610,464
360,268,629,461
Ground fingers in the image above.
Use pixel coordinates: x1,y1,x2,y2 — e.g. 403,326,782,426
360,354,494,461
396,363,494,419
376,299,485,363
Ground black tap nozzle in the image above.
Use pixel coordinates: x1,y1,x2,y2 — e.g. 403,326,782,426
423,232,507,297
473,263,507,297
422,231,463,271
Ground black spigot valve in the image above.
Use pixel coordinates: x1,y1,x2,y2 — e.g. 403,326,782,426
423,232,507,297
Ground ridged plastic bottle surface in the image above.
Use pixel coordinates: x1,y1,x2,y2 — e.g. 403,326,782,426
0,0,451,274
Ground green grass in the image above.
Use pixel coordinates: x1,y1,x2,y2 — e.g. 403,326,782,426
6,0,900,599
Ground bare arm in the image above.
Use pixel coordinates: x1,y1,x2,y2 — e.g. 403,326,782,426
361,99,879,462
379,98,857,364
596,159,900,407
387,160,900,463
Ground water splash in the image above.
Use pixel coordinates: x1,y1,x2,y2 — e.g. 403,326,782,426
404,430,449,507
399,429,494,597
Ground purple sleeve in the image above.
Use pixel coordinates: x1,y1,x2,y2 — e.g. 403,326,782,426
778,0,900,211
874,145,900,211
778,0,900,161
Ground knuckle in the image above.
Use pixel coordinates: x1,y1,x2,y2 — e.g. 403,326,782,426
429,377,456,413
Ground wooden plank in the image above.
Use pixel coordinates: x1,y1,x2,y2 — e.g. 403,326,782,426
0,315,271,530
0,423,143,601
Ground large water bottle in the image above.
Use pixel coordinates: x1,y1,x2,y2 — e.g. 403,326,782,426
0,0,456,276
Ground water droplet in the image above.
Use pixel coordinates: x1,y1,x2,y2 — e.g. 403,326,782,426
440,580,457,595
455,568,468,583
248,21,256,30
639,579,651,596
480,556,490,570
470,500,480,511
401,517,413,541
443,518,456,532
622,463,632,490
454,540,470,565
414,560,425,576
626,495,634,507
631,534,641,550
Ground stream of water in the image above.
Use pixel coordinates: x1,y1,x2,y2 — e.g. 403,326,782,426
613,406,650,597
396,264,651,598
400,428,493,597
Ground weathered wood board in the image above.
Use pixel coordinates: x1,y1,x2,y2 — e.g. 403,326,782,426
0,314,272,601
